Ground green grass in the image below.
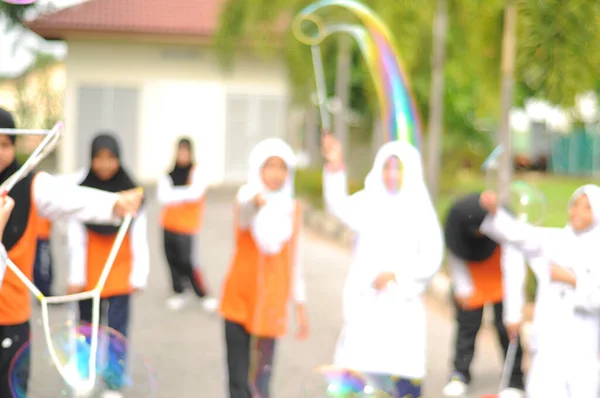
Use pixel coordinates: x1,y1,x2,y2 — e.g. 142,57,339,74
296,168,589,301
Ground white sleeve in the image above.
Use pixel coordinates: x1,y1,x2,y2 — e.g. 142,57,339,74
0,244,7,288
157,168,206,206
570,263,600,314
67,220,88,286
236,184,261,230
447,252,474,298
501,243,527,324
292,215,306,304
323,168,361,230
129,210,150,289
480,208,542,258
34,172,120,225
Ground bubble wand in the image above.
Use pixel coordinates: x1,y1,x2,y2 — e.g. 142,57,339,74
293,0,423,151
0,125,137,394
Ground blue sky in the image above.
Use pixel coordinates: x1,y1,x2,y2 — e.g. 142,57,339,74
0,0,84,77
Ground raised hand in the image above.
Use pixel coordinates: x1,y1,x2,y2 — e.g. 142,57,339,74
114,187,144,217
480,190,499,215
321,131,343,170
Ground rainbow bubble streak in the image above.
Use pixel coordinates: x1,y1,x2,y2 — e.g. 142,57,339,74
294,0,423,152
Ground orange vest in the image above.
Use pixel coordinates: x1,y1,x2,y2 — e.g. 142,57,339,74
220,201,301,338
160,169,205,234
85,231,133,298
465,246,504,309
0,177,39,325
37,217,52,240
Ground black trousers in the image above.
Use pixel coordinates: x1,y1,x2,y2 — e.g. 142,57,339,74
163,230,207,297
224,320,276,398
452,300,525,390
0,321,30,397
33,238,54,297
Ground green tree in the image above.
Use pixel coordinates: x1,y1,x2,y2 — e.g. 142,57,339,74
0,2,38,27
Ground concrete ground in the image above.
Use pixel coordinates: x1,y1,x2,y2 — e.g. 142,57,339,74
20,188,507,398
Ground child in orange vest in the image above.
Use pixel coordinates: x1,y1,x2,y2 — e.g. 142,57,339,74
66,133,150,398
442,193,526,398
33,217,54,296
0,109,143,397
158,138,216,312
219,138,309,398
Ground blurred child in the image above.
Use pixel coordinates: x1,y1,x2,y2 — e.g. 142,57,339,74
157,138,217,312
0,195,15,284
480,185,600,398
219,138,309,398
442,193,526,398
33,217,54,296
0,109,143,397
66,133,150,398
321,133,443,398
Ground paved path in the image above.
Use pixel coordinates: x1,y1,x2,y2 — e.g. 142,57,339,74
23,188,507,397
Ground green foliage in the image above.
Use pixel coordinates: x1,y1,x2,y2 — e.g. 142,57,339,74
516,0,600,106
15,152,29,164
295,168,361,207
0,2,37,27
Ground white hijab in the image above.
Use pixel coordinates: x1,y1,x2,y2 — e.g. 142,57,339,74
353,141,440,275
543,184,600,274
244,138,297,255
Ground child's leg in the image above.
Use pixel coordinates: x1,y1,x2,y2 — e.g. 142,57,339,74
176,233,207,298
249,336,276,398
492,302,525,390
33,238,53,296
0,322,30,397
78,298,95,325
104,294,131,391
106,294,130,338
163,230,185,294
451,299,484,383
393,377,423,398
224,320,252,398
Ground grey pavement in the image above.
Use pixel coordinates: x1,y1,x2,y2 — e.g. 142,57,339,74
22,188,507,398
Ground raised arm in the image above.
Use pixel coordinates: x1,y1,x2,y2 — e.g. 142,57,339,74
480,208,543,258
322,167,362,230
34,172,120,225
66,220,88,289
500,243,527,325
129,210,150,290
157,168,206,206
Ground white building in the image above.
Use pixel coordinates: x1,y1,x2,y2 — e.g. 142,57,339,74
28,0,291,185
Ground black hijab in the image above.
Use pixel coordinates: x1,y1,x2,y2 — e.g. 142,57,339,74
79,133,139,235
168,138,194,186
444,192,499,262
0,107,33,251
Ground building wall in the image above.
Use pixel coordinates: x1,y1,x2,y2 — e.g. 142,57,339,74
61,39,290,185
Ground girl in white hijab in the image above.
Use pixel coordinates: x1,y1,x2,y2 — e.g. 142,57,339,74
480,184,600,398
219,138,309,398
321,133,444,397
